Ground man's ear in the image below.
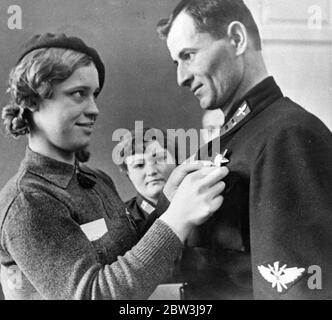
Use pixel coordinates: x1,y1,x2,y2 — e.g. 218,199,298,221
227,21,248,56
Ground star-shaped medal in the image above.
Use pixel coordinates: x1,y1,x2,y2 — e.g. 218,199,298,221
214,149,230,167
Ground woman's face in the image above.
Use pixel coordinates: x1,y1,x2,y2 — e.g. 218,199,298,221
125,141,176,204
31,63,100,160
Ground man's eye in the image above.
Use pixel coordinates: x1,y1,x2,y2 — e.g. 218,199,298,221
183,52,195,61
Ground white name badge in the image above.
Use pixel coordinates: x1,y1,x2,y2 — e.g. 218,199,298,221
80,218,107,241
148,283,185,300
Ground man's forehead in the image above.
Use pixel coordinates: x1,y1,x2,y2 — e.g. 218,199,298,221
166,11,217,59
167,12,200,55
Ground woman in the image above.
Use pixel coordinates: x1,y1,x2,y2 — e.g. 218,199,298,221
0,33,228,300
116,128,178,234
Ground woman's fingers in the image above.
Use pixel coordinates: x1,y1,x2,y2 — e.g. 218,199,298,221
190,165,229,186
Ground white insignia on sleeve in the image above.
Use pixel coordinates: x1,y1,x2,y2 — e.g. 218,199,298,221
214,149,229,166
258,261,305,293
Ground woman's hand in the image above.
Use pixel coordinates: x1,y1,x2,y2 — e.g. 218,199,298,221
160,166,229,243
163,158,214,201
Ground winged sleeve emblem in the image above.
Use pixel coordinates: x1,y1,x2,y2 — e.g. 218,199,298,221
258,261,305,293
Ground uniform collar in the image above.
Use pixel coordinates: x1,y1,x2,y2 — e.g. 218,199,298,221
21,147,75,189
220,76,283,140
136,194,156,215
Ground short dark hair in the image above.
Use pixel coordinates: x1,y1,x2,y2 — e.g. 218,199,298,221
115,128,179,173
157,0,262,51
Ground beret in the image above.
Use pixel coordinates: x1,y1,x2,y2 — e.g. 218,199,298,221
18,33,105,91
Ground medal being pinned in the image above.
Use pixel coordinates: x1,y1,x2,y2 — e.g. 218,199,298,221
214,149,230,167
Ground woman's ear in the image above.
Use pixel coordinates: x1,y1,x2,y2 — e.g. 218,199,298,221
227,21,248,56
26,96,40,112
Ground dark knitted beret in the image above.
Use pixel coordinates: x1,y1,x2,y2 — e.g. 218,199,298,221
18,33,105,90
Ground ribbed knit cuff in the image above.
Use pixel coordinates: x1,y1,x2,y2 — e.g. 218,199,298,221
131,219,183,276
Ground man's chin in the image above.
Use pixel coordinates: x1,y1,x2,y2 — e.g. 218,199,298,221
199,98,218,111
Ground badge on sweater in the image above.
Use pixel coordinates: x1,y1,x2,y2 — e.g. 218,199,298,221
258,261,305,293
80,218,107,241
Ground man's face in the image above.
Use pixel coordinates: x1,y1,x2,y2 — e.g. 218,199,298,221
167,11,243,111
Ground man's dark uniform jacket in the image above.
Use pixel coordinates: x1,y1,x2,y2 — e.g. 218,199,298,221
158,77,332,300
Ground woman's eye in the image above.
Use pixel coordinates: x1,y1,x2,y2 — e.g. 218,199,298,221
70,90,89,100
71,91,85,99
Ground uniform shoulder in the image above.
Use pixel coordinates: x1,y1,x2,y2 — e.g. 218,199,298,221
256,97,331,140
125,196,138,208
266,97,326,129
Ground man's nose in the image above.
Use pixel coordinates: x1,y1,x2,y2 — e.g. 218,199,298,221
177,63,193,87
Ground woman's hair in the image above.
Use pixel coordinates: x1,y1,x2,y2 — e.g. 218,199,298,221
2,48,94,138
116,128,179,173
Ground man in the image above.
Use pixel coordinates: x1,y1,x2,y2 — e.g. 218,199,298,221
201,109,225,144
157,0,332,299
